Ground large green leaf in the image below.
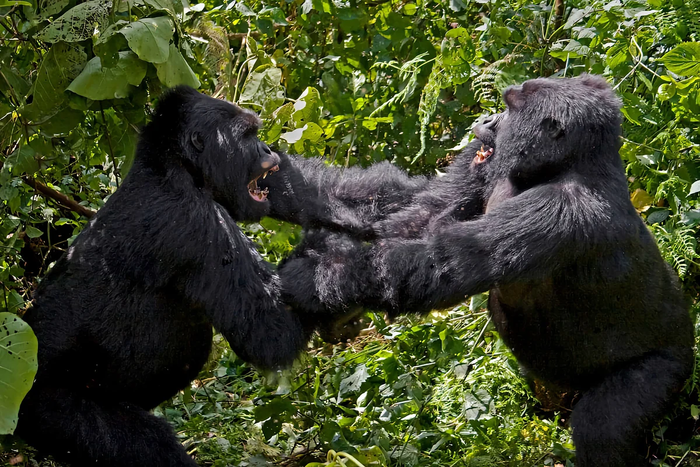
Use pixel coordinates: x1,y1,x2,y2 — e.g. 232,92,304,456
23,42,87,120
68,52,147,100
661,42,700,77
119,17,174,64
154,44,200,88
35,0,110,43
0,313,38,435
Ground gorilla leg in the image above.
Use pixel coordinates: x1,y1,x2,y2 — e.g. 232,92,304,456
570,349,692,467
18,386,196,467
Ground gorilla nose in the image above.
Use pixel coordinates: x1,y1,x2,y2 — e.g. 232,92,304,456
260,147,280,170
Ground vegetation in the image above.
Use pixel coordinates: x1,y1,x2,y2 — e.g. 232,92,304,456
0,0,699,464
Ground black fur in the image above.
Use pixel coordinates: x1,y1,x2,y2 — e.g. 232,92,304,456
277,75,694,466
257,138,491,319
16,86,314,466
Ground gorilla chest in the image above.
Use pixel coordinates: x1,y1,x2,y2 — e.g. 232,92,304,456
91,295,214,404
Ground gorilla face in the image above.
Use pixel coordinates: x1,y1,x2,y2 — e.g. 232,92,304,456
158,87,282,221
472,75,622,188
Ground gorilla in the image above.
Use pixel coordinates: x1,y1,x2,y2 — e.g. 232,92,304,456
267,75,695,466
16,86,317,466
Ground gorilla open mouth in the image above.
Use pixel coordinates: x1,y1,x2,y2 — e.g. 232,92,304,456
474,144,494,164
248,165,279,202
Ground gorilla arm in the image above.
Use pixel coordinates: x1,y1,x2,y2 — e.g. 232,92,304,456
280,179,613,316
259,152,429,239
375,138,491,239
376,180,614,313
179,206,312,370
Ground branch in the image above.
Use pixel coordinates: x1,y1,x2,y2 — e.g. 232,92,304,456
553,0,565,31
22,177,96,218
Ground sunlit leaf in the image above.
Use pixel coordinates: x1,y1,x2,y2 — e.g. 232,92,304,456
0,313,38,435
338,364,369,398
120,17,174,64
68,52,147,100
661,42,700,77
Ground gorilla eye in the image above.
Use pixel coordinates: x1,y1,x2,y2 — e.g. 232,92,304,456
541,117,564,140
190,132,205,152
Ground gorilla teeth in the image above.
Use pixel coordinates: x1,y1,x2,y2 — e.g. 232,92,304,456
262,165,279,179
248,179,270,202
474,145,494,164
248,165,277,201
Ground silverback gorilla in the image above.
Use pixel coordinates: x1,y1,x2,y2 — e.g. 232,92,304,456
17,86,318,466
268,75,695,466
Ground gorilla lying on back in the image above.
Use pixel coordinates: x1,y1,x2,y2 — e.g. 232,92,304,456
17,86,319,466
270,75,694,466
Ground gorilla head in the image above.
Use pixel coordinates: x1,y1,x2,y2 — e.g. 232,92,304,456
140,85,281,221
474,74,623,190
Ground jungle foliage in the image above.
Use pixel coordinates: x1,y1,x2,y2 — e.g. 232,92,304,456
1,0,700,464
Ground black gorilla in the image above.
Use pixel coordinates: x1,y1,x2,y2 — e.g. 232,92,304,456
17,86,316,466
269,75,695,466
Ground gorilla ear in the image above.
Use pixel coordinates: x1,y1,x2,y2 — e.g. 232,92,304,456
541,117,564,140
190,132,205,152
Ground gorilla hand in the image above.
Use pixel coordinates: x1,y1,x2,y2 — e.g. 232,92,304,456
278,231,382,318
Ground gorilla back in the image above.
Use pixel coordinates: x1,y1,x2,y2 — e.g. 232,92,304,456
17,86,311,466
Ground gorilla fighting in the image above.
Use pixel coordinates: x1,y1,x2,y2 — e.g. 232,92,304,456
273,75,694,466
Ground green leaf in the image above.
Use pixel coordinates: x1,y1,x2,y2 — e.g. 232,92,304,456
254,397,295,421
646,209,670,225
657,83,676,101
403,2,416,15
690,180,700,196
228,0,256,16
338,364,369,398
0,0,31,6
37,0,70,19
93,21,129,67
5,291,24,314
5,146,39,175
154,44,200,88
68,52,147,100
254,397,295,439
292,86,321,124
0,312,38,435
0,66,30,99
661,42,700,77
25,226,43,238
40,107,84,135
35,0,110,43
239,65,284,111
23,43,87,120
120,17,174,64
